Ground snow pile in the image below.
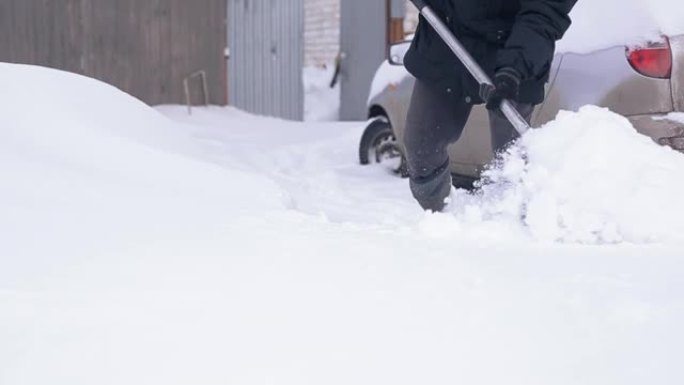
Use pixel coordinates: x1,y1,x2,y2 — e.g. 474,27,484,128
447,106,684,243
0,63,285,259
559,0,684,53
303,65,340,121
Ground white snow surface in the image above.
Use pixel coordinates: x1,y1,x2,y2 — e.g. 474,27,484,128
3,63,684,385
559,0,684,53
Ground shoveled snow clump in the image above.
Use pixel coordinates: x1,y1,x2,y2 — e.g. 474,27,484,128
447,106,684,243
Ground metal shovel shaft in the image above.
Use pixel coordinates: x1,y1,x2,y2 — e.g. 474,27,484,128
411,1,531,135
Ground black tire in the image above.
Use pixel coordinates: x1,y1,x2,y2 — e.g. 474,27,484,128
358,118,408,177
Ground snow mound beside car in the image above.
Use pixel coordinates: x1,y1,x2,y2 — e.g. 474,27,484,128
0,63,284,258
447,106,684,243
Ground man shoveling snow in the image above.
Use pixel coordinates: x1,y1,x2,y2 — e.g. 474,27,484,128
403,0,577,212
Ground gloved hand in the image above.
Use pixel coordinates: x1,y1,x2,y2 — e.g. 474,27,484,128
478,67,521,111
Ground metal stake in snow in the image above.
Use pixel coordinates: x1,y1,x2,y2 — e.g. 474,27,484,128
410,0,531,135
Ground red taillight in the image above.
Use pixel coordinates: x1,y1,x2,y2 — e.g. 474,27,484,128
626,39,672,79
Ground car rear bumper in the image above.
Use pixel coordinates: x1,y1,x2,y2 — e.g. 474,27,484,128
629,114,684,151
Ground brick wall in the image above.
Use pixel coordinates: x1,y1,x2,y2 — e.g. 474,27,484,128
405,1,419,34
304,0,340,67
304,0,418,67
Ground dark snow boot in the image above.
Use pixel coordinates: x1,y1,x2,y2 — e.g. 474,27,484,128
409,162,452,212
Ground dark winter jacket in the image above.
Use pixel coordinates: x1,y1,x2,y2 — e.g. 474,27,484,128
404,0,577,104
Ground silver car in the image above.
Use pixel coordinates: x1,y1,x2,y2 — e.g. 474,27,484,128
359,36,684,187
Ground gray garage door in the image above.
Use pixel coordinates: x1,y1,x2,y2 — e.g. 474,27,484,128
227,0,304,120
340,0,388,121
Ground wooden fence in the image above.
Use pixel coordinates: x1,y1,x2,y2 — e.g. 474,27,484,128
0,0,227,106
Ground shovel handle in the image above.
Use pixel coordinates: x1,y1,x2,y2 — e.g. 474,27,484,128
411,0,429,10
409,1,531,135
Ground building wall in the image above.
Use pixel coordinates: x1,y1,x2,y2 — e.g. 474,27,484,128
304,0,340,67
0,0,227,106
405,1,419,33
304,0,419,67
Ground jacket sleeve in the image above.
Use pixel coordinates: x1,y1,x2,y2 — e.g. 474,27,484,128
497,0,577,80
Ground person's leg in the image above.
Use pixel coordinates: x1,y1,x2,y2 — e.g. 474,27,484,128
404,80,472,211
488,103,535,153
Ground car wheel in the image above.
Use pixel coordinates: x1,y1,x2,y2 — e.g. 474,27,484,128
359,117,408,177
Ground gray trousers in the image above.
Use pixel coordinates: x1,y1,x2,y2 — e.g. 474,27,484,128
404,80,534,211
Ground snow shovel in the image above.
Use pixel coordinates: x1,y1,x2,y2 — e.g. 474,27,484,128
409,0,531,135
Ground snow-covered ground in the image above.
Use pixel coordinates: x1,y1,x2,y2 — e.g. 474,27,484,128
2,62,684,385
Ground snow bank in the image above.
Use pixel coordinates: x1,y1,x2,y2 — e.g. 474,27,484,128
0,63,284,259
3,63,684,385
445,106,684,243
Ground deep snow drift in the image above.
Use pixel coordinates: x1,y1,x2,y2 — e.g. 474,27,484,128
0,64,284,261
2,64,684,385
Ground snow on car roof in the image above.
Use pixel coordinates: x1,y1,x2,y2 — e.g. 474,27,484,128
558,0,684,53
